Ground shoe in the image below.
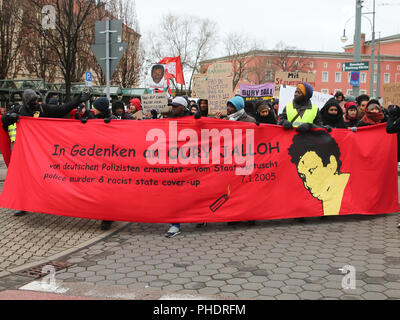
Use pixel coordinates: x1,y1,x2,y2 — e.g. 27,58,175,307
247,220,256,226
196,223,207,228
295,218,306,222
165,225,181,238
398,223,400,229
14,210,28,217
227,221,240,226
101,221,112,231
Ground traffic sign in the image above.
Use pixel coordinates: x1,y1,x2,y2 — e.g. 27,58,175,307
91,43,128,77
350,72,360,86
85,72,93,87
343,62,369,72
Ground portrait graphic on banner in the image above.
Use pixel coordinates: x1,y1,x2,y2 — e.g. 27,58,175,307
288,130,350,216
146,64,167,90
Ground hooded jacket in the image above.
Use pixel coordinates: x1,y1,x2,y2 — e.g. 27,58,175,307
320,98,346,129
344,102,359,128
227,96,256,123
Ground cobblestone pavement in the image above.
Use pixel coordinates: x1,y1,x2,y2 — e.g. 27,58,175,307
14,213,398,300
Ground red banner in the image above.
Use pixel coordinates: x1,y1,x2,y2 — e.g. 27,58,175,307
0,117,398,223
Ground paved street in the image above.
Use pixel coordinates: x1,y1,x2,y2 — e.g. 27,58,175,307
0,159,399,300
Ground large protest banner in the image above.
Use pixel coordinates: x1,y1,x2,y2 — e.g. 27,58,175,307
240,83,274,98
274,72,316,98
278,85,333,114
0,117,397,223
382,83,400,108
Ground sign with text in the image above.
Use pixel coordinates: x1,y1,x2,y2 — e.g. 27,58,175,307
278,85,333,115
0,118,397,223
191,74,208,99
343,62,369,72
141,93,169,114
274,72,316,98
240,83,274,98
382,83,400,108
207,76,233,116
207,62,233,76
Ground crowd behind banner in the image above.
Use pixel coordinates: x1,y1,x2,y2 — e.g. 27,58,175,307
1,82,400,237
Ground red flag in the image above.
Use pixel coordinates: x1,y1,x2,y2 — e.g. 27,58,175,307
158,56,185,85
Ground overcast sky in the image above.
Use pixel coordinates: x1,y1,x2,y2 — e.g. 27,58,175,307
135,0,400,58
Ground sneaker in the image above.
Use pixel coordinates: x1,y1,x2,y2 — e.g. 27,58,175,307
295,218,306,222
398,223,400,229
227,221,240,226
14,210,29,217
101,221,112,231
196,223,207,228
165,225,181,238
247,220,256,226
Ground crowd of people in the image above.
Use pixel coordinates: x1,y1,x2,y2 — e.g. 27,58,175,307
1,82,400,236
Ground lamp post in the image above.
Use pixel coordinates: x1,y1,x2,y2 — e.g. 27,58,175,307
352,0,363,98
376,32,381,98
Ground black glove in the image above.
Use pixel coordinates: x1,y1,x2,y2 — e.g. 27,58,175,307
80,117,88,124
282,120,293,130
296,123,312,133
323,125,333,132
104,117,111,124
256,121,260,126
8,113,19,124
151,109,158,119
79,93,91,103
194,111,201,120
388,105,400,117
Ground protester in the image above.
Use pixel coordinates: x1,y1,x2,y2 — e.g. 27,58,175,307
112,100,133,119
128,98,142,119
334,91,346,113
1,89,90,216
356,99,385,127
254,100,277,125
197,99,209,117
356,94,370,120
80,97,117,231
344,102,359,128
386,104,400,229
244,99,257,119
278,82,324,132
226,96,256,123
320,98,346,129
190,103,199,115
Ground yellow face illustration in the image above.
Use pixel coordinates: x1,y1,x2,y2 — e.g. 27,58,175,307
297,151,337,201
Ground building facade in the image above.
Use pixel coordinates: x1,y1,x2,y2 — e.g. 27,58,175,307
201,33,400,98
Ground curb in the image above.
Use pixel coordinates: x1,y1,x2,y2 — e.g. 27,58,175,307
2,222,131,277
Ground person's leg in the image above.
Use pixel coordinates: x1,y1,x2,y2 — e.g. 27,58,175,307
196,223,207,228
101,221,113,230
165,223,181,238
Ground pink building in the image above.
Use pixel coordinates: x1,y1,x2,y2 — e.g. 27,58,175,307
201,33,400,98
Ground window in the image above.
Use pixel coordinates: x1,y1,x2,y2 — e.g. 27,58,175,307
324,62,328,69
310,61,314,68
322,71,329,82
321,89,329,94
265,70,273,81
386,64,390,71
360,72,367,83
347,89,353,95
337,63,341,69
384,73,390,84
335,72,342,83
397,65,400,71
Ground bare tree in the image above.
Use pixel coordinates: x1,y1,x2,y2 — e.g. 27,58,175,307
0,0,24,79
270,41,311,73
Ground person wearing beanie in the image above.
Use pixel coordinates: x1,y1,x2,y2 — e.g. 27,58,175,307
278,82,323,133
128,98,142,119
344,102,359,128
356,99,385,127
1,89,90,217
226,96,256,123
112,100,133,120
320,98,346,129
254,100,277,125
79,97,117,231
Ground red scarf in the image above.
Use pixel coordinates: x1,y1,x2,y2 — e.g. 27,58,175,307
361,110,384,125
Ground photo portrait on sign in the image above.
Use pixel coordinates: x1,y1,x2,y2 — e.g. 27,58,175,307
146,64,167,89
288,130,350,216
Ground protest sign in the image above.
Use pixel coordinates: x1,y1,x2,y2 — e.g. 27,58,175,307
278,85,333,115
0,118,397,223
382,83,400,108
192,74,208,99
207,76,233,115
240,83,274,98
207,62,233,76
141,93,169,115
274,72,316,98
145,64,167,90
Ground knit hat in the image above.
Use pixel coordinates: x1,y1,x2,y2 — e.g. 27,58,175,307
23,89,38,105
344,102,358,111
228,96,245,111
255,100,270,113
129,98,142,111
171,96,188,108
93,97,110,113
297,82,314,101
366,99,381,112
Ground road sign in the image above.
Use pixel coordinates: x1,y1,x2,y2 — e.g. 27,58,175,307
343,62,369,72
85,72,93,87
350,72,360,86
91,43,128,77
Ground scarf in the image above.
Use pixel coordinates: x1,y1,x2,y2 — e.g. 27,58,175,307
361,110,384,125
227,109,245,121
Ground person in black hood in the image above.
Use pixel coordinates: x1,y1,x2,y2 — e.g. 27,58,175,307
254,100,277,124
197,99,209,117
320,98,346,129
244,99,257,118
112,100,133,119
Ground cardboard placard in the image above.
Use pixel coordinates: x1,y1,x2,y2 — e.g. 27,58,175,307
207,62,233,76
192,74,209,99
141,93,169,115
382,83,400,108
274,72,316,98
207,76,233,116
